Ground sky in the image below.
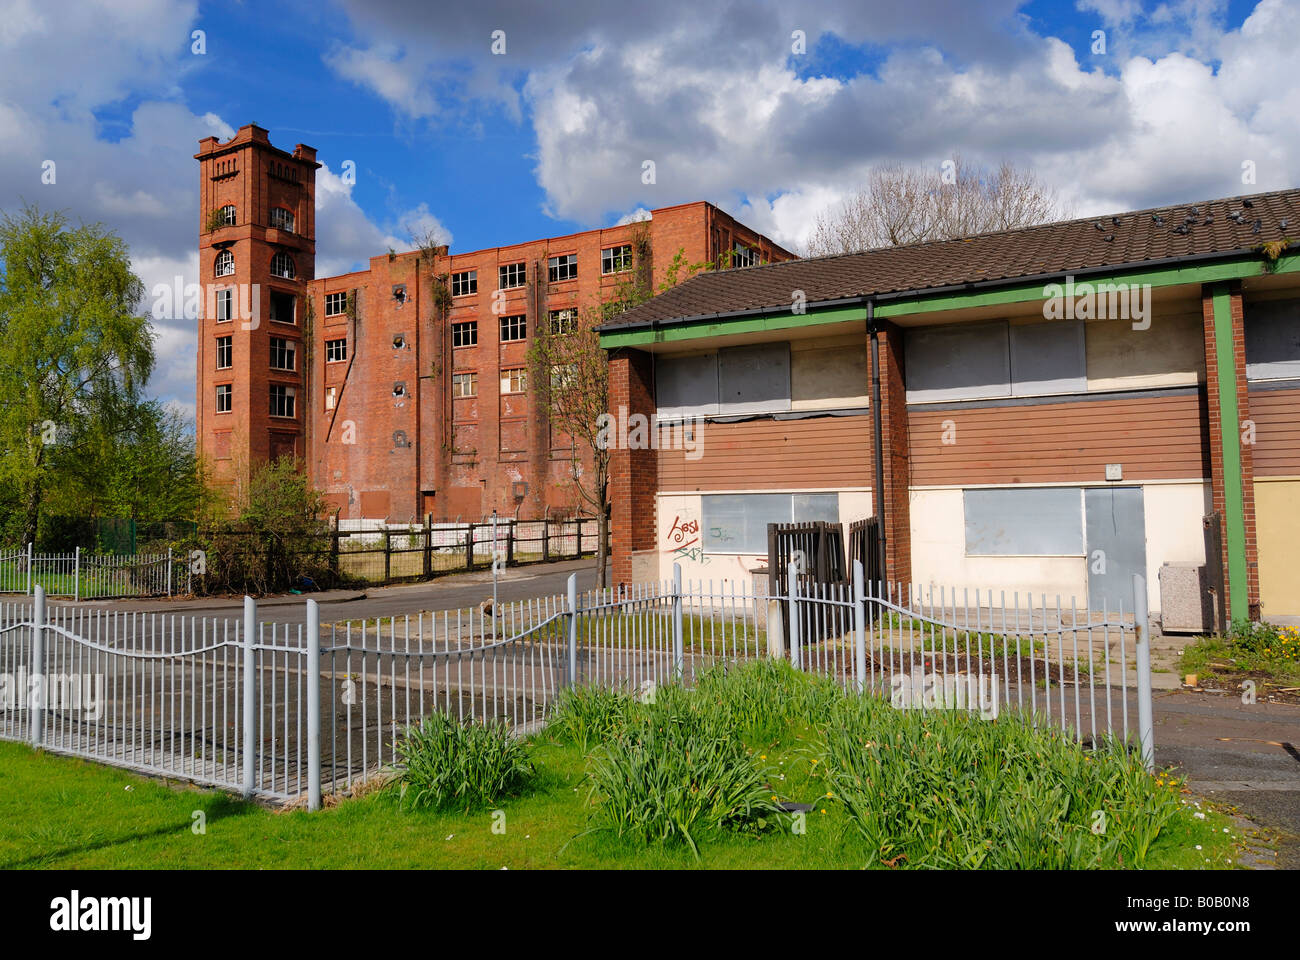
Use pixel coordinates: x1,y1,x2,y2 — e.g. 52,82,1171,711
1,0,1296,416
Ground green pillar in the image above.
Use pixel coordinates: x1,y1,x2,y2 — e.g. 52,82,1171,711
1209,284,1249,622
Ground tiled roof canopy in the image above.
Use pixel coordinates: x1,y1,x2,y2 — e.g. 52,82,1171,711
599,188,1300,331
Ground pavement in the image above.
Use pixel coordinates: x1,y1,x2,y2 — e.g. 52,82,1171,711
51,557,609,626
1152,689,1300,868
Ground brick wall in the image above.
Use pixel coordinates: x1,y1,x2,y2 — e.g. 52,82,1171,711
873,322,912,586
608,348,657,586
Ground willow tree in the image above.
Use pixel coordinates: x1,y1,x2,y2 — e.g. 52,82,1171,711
0,205,154,545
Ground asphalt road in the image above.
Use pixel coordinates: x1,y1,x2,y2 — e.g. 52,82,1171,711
53,557,609,626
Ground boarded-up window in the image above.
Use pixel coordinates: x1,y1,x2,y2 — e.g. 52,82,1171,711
1245,298,1300,380
656,352,718,419
359,490,391,519
905,322,1010,402
718,343,791,415
963,487,1083,556
1009,319,1086,396
702,492,839,554
908,319,1087,402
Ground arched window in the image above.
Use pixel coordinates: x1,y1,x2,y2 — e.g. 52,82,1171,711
270,252,296,280
269,207,295,233
219,204,236,227
214,249,235,277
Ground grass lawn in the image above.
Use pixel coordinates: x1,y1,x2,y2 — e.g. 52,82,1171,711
0,728,1240,870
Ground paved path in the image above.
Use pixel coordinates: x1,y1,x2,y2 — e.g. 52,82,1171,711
49,558,610,626
1152,689,1300,868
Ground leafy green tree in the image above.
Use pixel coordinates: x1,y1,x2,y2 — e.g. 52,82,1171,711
527,228,720,587
0,205,154,544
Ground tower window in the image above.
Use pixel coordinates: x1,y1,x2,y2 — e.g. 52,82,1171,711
215,383,232,413
270,251,296,280
214,249,235,277
269,207,295,232
215,336,233,370
219,205,236,227
269,384,296,418
214,287,234,322
269,337,296,371
269,290,295,324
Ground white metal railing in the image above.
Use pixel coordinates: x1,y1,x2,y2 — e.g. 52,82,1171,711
0,544,187,600
0,561,1154,808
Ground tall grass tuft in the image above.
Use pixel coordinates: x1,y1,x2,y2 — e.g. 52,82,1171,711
581,681,786,858
548,685,639,753
394,714,535,812
818,695,1179,869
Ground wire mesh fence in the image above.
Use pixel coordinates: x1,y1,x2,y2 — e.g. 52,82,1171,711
0,561,1154,806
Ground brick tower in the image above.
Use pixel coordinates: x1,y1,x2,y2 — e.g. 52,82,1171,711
195,124,320,496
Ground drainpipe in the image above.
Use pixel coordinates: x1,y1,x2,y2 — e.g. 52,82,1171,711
867,300,887,587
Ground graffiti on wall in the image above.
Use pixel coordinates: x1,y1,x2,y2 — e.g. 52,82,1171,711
663,513,709,565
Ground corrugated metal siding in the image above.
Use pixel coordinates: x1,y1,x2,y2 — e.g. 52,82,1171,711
908,392,1210,485
656,415,873,491
1248,386,1300,476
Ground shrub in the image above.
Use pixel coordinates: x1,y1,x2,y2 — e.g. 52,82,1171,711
584,696,784,858
819,695,1179,869
1228,618,1300,663
394,714,534,811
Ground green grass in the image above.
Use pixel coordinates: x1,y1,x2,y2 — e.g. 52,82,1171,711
0,660,1242,870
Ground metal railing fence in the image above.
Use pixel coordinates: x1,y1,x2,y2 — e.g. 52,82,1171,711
0,561,1154,807
0,544,187,600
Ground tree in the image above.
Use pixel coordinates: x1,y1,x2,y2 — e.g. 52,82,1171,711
806,157,1069,256
0,205,154,544
527,227,717,588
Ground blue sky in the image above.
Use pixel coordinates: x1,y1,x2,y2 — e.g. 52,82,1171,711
2,0,1296,411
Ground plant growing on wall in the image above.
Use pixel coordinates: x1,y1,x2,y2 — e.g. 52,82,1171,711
204,208,226,234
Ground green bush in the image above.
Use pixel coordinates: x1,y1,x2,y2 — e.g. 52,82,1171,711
819,695,1179,869
394,714,534,811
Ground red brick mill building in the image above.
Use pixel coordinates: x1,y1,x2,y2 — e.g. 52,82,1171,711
195,124,793,522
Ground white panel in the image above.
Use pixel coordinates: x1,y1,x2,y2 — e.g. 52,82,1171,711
964,487,1083,556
